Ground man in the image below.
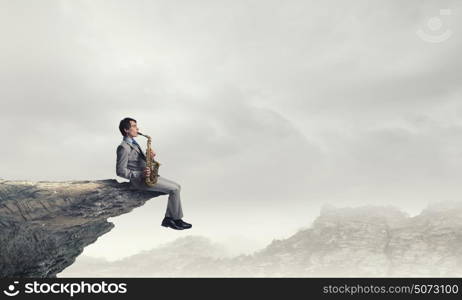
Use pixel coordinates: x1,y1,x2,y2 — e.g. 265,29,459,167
116,117,192,230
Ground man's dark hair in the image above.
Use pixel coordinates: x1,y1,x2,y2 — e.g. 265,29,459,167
119,117,137,136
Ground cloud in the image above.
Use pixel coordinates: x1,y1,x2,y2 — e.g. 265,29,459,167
1,0,461,260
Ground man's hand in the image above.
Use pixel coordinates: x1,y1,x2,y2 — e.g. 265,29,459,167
150,150,156,159
143,167,151,178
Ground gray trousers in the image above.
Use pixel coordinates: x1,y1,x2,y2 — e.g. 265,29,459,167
130,175,184,220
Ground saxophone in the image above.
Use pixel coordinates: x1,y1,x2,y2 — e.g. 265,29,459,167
138,132,161,186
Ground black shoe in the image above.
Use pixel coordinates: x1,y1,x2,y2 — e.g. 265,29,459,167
174,219,192,229
161,217,184,230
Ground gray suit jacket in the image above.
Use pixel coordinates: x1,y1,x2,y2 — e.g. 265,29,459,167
116,136,147,183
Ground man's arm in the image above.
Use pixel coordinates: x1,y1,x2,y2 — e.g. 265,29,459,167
116,145,144,181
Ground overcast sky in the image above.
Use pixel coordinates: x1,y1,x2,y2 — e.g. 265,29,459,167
1,0,461,260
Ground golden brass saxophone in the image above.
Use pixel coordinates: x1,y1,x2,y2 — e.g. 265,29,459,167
138,132,161,186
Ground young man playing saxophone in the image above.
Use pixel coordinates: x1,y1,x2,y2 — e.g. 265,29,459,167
116,117,192,230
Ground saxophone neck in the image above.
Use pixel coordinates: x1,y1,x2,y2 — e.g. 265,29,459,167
138,132,151,141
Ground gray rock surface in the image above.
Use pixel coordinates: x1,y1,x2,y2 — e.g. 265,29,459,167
0,178,166,278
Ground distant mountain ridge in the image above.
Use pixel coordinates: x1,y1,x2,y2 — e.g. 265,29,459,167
60,201,462,277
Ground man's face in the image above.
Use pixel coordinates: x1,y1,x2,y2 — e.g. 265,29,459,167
125,121,139,137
